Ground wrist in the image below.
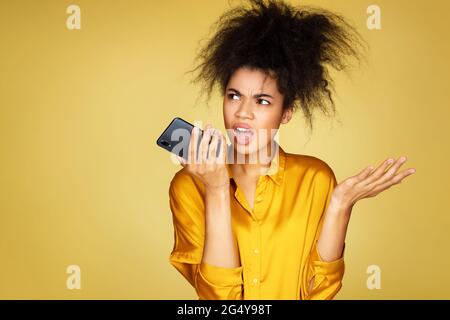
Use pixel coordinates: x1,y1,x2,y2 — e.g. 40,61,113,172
205,184,230,197
328,195,353,218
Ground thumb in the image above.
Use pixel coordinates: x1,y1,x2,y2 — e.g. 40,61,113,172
176,155,186,166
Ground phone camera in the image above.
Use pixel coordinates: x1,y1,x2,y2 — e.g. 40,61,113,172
161,140,171,147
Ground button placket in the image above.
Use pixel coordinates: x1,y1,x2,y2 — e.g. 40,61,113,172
248,219,261,299
253,220,262,297
253,176,270,221
257,177,267,201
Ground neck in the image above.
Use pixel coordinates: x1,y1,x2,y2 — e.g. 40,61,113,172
230,141,279,179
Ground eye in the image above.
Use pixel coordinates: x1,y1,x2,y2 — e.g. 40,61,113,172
258,99,270,105
228,93,240,100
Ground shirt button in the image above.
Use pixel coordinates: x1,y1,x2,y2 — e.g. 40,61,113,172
252,278,259,284
254,249,259,255
256,195,263,202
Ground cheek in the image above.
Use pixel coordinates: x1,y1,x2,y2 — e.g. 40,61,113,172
258,111,282,130
223,105,232,124
254,112,281,142
223,100,232,114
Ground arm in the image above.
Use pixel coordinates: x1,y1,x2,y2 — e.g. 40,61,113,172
170,124,244,300
197,186,243,299
301,167,346,300
316,200,351,262
305,196,350,299
304,156,416,299
169,177,244,300
318,156,416,262
203,186,240,268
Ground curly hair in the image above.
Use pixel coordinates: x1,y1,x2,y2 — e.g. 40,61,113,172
185,0,368,134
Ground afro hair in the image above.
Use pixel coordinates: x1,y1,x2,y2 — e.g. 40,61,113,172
185,0,368,133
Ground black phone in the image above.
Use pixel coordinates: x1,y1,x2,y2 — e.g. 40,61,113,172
156,117,221,161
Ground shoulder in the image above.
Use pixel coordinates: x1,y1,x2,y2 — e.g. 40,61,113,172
284,151,335,177
169,167,192,191
284,152,336,186
168,168,206,223
169,167,205,199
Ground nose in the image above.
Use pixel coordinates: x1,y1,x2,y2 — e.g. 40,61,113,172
235,99,253,119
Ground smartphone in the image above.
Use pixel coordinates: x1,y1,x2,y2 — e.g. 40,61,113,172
156,117,221,161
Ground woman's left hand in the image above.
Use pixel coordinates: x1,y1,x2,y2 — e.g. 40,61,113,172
331,156,416,209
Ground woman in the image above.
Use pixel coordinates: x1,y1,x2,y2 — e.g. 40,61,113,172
168,0,416,300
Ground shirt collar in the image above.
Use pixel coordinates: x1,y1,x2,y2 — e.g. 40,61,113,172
226,143,286,186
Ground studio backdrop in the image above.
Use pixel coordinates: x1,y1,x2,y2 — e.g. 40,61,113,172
1,0,449,299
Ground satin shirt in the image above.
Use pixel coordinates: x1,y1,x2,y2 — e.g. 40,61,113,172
168,144,345,299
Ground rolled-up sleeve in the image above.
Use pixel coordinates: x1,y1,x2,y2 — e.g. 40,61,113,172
302,240,345,300
168,171,244,300
196,262,244,299
300,165,345,300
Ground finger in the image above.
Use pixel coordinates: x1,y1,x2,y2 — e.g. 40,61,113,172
196,126,204,165
367,167,417,196
355,165,375,182
363,157,396,185
207,130,220,163
216,132,226,165
200,125,213,164
380,156,408,182
176,155,186,167
188,126,197,165
368,156,408,188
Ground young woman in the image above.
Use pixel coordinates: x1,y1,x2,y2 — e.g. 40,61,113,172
168,0,416,300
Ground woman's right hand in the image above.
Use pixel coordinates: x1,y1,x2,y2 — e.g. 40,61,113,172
177,123,230,192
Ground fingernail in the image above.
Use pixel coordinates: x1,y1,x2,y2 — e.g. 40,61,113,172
387,159,394,164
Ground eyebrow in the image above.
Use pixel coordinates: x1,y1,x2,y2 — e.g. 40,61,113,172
227,88,274,99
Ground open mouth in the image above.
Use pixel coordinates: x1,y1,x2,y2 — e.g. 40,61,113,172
233,127,255,145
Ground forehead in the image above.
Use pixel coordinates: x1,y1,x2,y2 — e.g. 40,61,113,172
227,67,279,94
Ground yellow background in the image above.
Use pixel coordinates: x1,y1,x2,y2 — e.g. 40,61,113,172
1,0,449,299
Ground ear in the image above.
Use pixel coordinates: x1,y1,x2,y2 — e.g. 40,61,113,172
281,107,293,124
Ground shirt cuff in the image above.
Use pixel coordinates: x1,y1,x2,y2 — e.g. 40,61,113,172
170,250,202,264
199,262,244,287
309,240,345,275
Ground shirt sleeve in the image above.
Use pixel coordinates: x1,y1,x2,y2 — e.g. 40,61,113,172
301,165,346,300
168,171,244,300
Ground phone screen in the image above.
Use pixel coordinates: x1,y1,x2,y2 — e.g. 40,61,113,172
156,117,222,161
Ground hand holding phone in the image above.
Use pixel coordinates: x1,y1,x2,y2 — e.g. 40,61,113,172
156,117,230,189
156,117,223,161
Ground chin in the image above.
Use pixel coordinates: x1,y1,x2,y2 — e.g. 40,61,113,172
231,137,273,165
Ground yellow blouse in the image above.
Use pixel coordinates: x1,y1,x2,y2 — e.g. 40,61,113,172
168,144,345,300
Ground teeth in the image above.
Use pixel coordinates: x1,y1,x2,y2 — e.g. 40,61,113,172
236,127,250,132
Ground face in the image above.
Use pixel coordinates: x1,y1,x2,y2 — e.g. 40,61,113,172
223,67,293,164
